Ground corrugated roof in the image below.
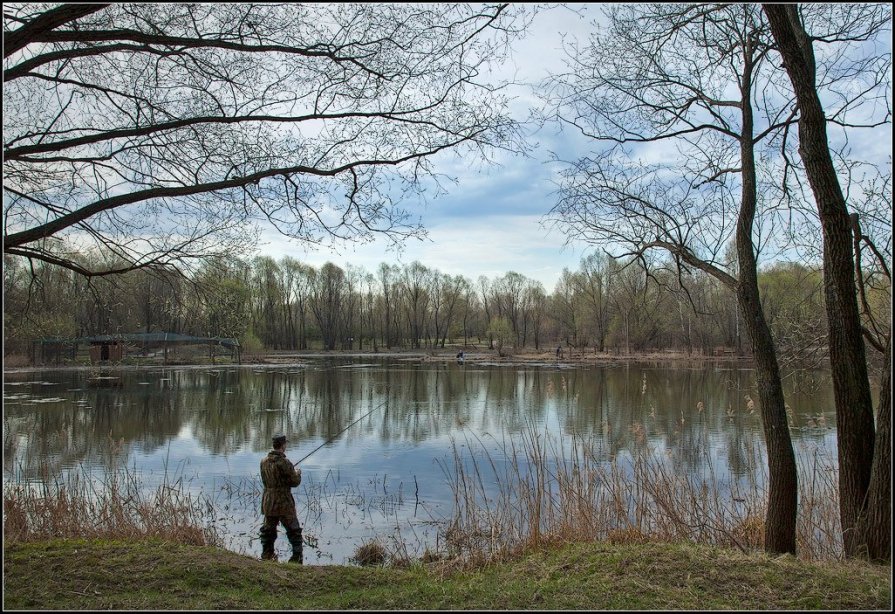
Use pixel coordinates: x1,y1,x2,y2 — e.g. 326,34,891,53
38,332,240,349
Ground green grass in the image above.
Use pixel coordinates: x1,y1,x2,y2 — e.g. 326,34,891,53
3,538,890,610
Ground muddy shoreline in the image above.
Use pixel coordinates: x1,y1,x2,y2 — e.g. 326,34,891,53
3,348,752,374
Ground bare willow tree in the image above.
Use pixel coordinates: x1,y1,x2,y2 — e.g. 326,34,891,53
544,3,799,554
3,3,529,276
542,2,878,555
763,3,891,562
545,2,890,557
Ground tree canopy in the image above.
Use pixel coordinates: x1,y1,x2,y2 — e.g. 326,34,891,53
3,3,528,276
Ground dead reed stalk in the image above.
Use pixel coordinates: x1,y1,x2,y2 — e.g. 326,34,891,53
3,463,222,547
440,427,842,563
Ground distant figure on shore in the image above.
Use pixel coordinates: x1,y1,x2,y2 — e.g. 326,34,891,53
556,346,563,359
456,350,465,363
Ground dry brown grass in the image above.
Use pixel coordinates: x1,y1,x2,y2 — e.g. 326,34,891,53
353,540,387,566
3,463,221,547
731,514,765,549
606,526,650,545
440,426,842,564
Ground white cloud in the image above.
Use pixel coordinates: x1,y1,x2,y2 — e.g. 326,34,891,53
250,3,891,290
257,213,588,290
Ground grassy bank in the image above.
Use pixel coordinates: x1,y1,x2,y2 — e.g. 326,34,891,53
3,538,890,610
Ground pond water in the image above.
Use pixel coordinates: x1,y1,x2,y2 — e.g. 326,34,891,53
2,357,838,564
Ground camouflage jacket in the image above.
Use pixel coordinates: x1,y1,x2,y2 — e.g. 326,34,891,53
260,449,302,516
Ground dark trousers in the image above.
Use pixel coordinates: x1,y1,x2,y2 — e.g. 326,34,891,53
260,514,303,562
261,514,302,534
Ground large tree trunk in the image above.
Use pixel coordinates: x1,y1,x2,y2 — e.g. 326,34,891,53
737,44,798,554
763,4,881,560
857,336,891,561
738,284,799,555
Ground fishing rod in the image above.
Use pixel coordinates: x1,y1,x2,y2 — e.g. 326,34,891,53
293,398,389,465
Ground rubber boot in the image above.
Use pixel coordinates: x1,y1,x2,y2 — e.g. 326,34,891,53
260,528,277,561
286,528,303,564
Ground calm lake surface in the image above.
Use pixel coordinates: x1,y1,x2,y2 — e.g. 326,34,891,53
3,357,838,564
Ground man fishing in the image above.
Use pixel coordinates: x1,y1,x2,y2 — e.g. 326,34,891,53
259,433,303,563
257,400,387,563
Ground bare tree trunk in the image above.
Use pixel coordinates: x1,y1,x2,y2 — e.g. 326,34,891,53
738,47,797,554
857,336,891,561
763,4,880,560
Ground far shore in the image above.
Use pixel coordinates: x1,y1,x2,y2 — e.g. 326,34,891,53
3,347,752,374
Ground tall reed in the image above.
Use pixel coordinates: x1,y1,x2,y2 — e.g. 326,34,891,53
3,462,222,547
439,425,841,563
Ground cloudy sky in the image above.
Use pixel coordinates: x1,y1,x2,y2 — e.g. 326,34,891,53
258,5,601,292
257,4,891,292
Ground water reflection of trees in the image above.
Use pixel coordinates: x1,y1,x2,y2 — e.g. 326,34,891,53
4,371,182,478
4,361,836,482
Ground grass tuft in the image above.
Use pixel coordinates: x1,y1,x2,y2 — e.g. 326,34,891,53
353,540,387,566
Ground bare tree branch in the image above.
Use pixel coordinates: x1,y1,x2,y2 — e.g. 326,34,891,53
3,3,109,58
3,3,531,276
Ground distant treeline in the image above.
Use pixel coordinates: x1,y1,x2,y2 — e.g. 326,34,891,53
3,252,887,363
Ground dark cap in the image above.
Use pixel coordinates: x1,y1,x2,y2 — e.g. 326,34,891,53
272,433,287,447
